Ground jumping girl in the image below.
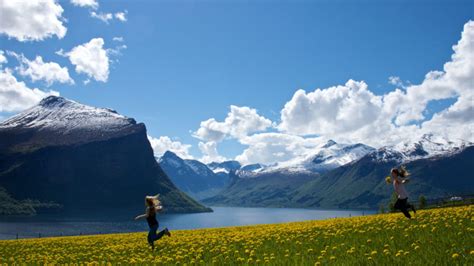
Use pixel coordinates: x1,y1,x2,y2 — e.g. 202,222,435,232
135,195,171,250
389,167,416,219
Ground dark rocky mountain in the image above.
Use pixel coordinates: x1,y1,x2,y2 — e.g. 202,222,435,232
0,96,211,215
158,151,230,200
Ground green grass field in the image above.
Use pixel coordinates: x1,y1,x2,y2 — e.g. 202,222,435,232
0,205,472,265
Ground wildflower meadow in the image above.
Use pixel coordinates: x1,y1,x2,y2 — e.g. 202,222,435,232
0,205,472,265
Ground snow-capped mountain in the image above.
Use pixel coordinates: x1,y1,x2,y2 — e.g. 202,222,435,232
371,134,472,163
207,161,241,174
0,96,140,150
159,151,215,178
240,163,265,172
239,140,375,176
158,151,230,200
1,96,135,131
0,96,210,214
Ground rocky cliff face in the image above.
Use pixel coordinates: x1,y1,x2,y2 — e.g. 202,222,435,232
0,96,211,214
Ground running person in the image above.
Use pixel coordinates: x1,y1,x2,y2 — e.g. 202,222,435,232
135,195,171,250
390,167,416,219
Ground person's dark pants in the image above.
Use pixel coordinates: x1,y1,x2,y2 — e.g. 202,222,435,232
148,224,166,244
394,198,415,219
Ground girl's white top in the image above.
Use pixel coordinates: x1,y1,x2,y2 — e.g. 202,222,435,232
393,179,409,199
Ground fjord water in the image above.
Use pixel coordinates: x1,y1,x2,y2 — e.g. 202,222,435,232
0,207,373,240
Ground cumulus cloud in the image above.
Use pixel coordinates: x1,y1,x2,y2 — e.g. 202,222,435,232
226,20,474,164
0,0,67,42
385,21,473,127
8,52,74,86
148,135,193,159
198,141,227,163
193,105,273,142
58,38,109,82
236,133,324,165
275,20,474,149
278,80,383,136
0,68,59,112
70,0,98,9
168,20,473,165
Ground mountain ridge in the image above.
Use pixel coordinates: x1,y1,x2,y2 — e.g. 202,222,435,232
0,96,211,215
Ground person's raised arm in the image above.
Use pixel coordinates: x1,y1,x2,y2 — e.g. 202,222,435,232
134,213,146,220
134,208,150,220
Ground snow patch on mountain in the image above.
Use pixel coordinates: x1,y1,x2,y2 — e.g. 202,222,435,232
0,96,135,132
255,140,375,174
372,134,472,163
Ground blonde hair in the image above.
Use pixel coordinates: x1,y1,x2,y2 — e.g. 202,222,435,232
145,194,161,207
387,166,410,184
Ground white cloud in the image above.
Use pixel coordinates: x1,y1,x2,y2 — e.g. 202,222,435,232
8,52,74,86
71,0,98,9
0,51,6,65
193,105,273,142
236,133,323,165
388,76,406,88
0,0,67,42
275,20,474,150
90,11,113,24
198,141,227,163
148,135,193,159
90,11,127,24
115,12,127,22
113,37,124,42
278,80,382,136
107,45,127,58
58,38,109,82
0,68,59,112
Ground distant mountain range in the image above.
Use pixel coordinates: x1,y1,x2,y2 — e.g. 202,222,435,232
204,135,473,209
0,96,211,215
156,134,473,209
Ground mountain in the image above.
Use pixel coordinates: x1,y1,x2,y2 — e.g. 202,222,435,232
202,170,317,207
240,163,265,172
291,144,474,209
204,137,473,209
207,161,241,174
240,140,375,176
158,151,230,200
388,134,470,161
203,140,375,207
0,96,211,215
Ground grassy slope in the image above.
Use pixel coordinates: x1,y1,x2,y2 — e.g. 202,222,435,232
0,206,472,265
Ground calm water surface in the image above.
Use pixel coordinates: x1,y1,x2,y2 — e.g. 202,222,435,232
0,207,374,240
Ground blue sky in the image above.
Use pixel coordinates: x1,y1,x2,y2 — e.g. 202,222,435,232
1,0,473,163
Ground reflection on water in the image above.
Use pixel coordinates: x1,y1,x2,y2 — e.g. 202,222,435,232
0,207,373,240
